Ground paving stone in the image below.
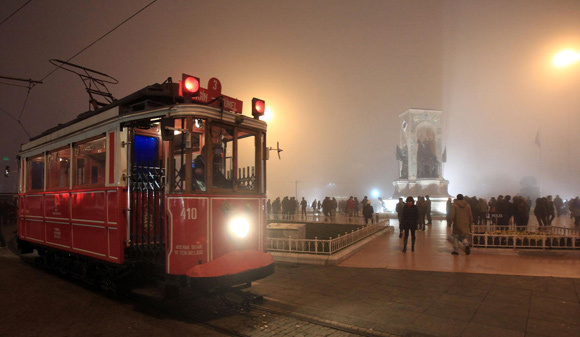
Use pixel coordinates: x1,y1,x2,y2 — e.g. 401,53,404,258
526,317,580,337
462,322,525,337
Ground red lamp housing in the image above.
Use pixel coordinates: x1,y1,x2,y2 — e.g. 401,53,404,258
252,98,265,119
180,74,201,101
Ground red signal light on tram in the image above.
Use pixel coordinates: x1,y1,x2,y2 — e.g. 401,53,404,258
252,98,265,119
180,74,200,101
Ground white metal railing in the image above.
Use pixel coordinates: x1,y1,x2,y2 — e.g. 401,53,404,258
267,221,389,255
544,226,580,236
472,224,534,233
471,225,580,249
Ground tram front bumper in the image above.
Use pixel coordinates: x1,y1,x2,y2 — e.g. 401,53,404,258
186,250,275,290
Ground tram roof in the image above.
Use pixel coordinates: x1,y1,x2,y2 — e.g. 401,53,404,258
22,80,266,154
30,81,182,142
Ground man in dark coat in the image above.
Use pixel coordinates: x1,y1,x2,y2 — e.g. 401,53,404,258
554,195,564,217
362,201,374,224
496,195,514,230
401,196,419,253
396,197,405,238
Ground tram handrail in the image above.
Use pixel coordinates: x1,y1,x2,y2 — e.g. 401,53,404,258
266,222,387,255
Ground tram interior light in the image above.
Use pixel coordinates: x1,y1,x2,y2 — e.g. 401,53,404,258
180,73,201,102
4,166,9,177
252,98,266,119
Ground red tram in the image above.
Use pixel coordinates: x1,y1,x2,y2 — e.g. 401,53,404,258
16,74,274,292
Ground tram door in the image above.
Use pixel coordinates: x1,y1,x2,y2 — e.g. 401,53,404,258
129,131,166,261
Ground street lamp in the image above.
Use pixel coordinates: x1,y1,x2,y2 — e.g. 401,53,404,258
553,50,580,68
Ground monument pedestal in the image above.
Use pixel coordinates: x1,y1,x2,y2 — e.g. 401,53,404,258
392,179,450,199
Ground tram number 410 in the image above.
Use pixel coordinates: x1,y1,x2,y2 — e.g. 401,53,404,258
180,207,197,220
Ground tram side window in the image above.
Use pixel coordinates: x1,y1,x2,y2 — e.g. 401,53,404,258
73,136,106,187
236,130,257,191
26,155,45,191
47,147,71,190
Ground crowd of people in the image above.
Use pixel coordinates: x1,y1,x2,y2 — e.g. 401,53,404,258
441,194,580,229
395,193,580,256
267,195,376,224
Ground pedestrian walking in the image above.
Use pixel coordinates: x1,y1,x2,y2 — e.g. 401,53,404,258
450,194,473,255
446,197,453,227
401,196,418,253
363,200,374,224
534,197,548,227
396,197,405,238
346,196,354,220
300,197,307,218
570,197,580,227
425,195,432,225
417,196,426,230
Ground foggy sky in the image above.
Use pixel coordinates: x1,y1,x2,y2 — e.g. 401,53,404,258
1,0,580,201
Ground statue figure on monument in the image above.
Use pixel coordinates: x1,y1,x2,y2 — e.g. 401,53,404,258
416,139,438,178
396,144,408,179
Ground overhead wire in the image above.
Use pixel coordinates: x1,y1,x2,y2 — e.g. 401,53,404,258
0,0,34,29
41,0,158,82
1,0,158,139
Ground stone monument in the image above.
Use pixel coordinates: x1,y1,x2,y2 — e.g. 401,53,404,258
393,109,450,199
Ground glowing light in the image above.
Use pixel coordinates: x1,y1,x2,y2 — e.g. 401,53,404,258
254,99,265,114
260,106,273,123
553,50,580,67
229,217,250,238
371,189,380,198
184,76,200,92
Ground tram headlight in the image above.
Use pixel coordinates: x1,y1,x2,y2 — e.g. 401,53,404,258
229,217,250,238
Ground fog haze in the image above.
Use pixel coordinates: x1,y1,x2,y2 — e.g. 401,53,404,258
1,0,579,201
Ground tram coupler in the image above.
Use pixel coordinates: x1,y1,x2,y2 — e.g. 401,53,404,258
230,283,264,307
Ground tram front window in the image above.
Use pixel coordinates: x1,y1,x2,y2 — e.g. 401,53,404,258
237,130,257,191
211,124,234,189
169,118,205,193
165,118,262,194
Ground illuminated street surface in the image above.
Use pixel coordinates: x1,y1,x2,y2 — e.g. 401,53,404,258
340,216,580,279
2,218,580,337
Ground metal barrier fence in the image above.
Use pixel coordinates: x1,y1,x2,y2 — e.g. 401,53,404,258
543,226,580,236
471,225,580,249
471,224,531,233
267,222,388,255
